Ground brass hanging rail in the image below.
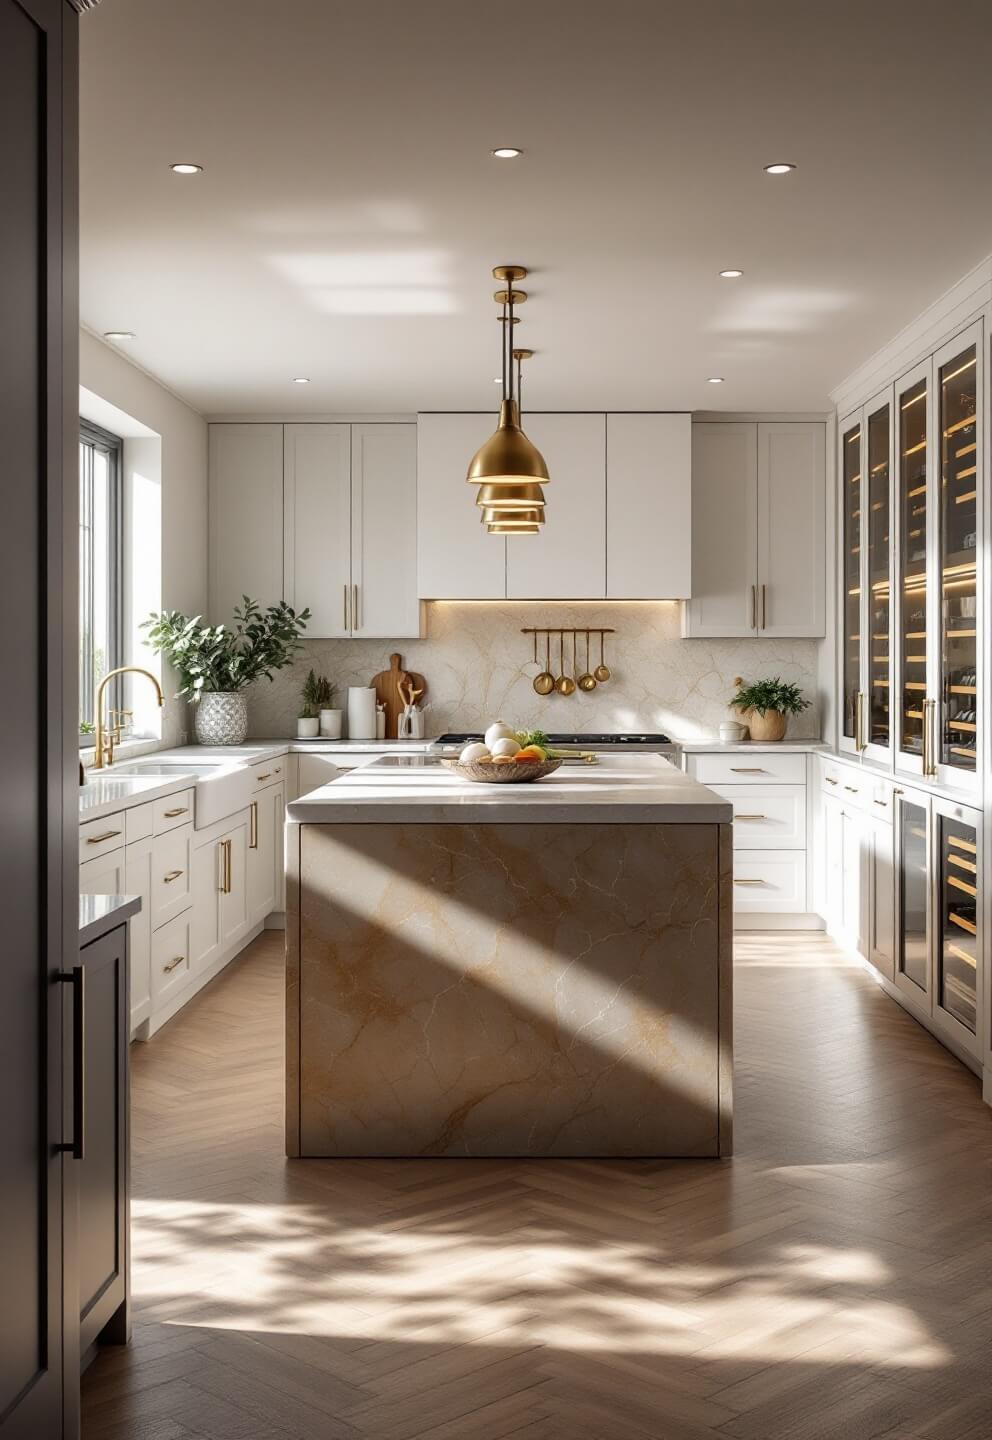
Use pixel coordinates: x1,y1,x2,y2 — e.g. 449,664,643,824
520,627,616,635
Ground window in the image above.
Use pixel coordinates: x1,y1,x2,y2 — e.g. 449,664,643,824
79,420,123,738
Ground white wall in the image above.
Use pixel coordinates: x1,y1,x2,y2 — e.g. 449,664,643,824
80,331,208,746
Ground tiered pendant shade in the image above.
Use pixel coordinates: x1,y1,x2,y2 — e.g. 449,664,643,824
481,507,543,526
466,400,549,487
475,481,545,511
487,523,540,534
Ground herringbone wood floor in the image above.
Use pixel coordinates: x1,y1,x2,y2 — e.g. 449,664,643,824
82,931,992,1439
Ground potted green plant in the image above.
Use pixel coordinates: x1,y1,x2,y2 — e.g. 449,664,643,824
143,597,310,744
298,669,332,739
729,675,810,742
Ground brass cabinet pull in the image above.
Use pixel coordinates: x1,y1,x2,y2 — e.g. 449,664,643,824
163,955,184,974
844,785,859,794
163,869,184,883
219,837,232,894
924,698,938,776
353,584,360,631
274,766,282,774
343,584,349,630
734,878,765,886
825,776,838,785
873,798,888,807
256,772,272,782
249,801,258,850
749,584,756,629
86,828,122,844
731,767,767,774
736,814,767,821
163,806,188,818
761,583,767,629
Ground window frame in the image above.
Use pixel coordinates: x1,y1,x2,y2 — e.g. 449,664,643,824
79,418,124,744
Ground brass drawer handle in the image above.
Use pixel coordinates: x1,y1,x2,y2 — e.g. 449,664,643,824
163,806,188,818
844,785,858,793
274,766,282,774
163,869,184,883
249,800,258,850
736,814,767,821
730,767,767,774
86,829,122,844
256,772,272,782
163,955,185,974
734,878,765,886
824,777,838,786
220,837,232,894
873,798,888,807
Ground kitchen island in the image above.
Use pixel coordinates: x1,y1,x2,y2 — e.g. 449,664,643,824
285,754,733,1158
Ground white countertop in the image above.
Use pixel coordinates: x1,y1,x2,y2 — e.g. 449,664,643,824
79,771,196,822
286,753,732,825
79,892,142,945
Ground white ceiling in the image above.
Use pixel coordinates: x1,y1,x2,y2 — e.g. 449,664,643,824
80,0,992,417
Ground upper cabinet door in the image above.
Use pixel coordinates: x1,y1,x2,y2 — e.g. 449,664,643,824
506,414,606,599
417,414,506,599
682,423,758,637
284,424,352,637
351,424,421,638
606,414,691,599
863,395,894,763
756,422,826,638
208,424,284,625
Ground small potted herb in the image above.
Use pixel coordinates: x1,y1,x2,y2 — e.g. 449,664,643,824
730,676,810,742
297,669,326,738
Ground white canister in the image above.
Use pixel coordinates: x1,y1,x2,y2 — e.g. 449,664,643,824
719,720,747,744
347,686,377,740
319,707,343,739
297,716,320,738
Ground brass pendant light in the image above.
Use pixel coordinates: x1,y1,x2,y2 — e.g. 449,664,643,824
468,268,549,528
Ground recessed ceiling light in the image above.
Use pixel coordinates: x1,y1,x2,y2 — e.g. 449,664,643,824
719,269,743,279
707,376,725,384
103,330,135,340
292,377,310,385
492,147,522,159
170,162,203,175
763,162,795,175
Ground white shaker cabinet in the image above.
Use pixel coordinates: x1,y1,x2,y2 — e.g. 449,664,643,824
606,414,692,599
208,423,284,625
417,413,506,599
683,423,758,636
284,423,422,637
505,414,605,599
248,782,285,926
350,424,420,636
283,423,352,637
683,420,826,638
756,422,826,638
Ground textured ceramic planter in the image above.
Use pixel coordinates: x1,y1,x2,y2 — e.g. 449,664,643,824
297,716,320,738
745,708,788,742
194,690,249,745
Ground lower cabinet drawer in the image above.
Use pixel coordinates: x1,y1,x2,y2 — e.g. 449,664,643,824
151,825,193,929
151,912,191,1006
689,751,808,786
713,785,806,849
732,851,808,912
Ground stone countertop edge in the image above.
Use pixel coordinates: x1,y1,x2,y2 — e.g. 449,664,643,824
677,738,827,752
286,755,733,825
79,893,142,945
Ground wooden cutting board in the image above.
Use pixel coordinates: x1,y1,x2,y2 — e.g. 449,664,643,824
369,653,428,739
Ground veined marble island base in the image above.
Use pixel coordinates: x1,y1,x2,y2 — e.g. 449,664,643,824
286,758,732,1158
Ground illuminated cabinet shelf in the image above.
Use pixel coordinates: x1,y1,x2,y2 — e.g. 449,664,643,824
837,320,983,795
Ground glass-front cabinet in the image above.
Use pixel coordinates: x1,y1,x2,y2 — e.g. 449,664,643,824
935,332,981,786
839,391,893,763
892,787,983,1062
844,320,983,793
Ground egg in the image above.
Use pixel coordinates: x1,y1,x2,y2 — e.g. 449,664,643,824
484,720,516,749
490,737,521,758
459,742,491,764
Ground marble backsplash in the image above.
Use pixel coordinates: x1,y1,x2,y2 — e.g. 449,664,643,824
243,602,821,742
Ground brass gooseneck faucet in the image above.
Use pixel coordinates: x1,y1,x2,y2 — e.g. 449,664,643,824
92,666,164,768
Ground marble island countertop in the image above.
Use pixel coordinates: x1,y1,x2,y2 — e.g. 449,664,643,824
286,752,732,825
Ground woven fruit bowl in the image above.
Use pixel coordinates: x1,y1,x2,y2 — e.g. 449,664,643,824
440,757,563,785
